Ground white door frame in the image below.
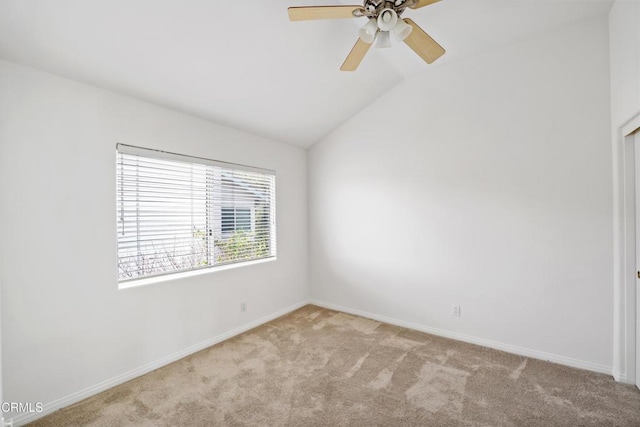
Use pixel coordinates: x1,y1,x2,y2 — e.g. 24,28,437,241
613,111,640,384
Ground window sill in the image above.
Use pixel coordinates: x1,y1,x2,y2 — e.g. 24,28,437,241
118,257,277,290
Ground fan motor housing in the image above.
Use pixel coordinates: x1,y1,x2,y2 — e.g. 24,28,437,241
363,0,412,17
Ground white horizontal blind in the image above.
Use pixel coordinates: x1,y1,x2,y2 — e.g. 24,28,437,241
116,144,276,282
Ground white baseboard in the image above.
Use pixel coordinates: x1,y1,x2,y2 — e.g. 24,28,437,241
10,300,309,427
613,370,628,383
310,299,613,377
612,369,636,385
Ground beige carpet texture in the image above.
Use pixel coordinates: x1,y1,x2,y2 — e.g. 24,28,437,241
31,305,640,426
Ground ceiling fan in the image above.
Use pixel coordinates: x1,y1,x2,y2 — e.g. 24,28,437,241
288,0,445,71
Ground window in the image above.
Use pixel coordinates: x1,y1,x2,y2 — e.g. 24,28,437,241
221,208,252,234
116,144,276,283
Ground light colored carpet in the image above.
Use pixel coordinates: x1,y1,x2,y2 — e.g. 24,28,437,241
31,305,640,426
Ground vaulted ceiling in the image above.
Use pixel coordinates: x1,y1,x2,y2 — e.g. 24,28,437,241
0,0,613,148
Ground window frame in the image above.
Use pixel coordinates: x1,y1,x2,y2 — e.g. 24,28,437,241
116,144,276,286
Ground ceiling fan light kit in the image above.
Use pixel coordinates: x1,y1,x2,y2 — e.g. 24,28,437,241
288,0,445,71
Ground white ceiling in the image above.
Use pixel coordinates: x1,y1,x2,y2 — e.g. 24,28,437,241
0,0,613,148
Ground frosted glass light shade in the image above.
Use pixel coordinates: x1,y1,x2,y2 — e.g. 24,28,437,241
377,8,398,32
359,19,378,44
391,18,413,42
375,31,391,48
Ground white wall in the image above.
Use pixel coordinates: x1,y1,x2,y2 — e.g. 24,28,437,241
309,17,613,371
609,0,640,127
0,60,308,420
609,0,640,383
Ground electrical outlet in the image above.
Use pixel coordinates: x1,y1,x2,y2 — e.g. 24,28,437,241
240,302,247,312
452,304,461,317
